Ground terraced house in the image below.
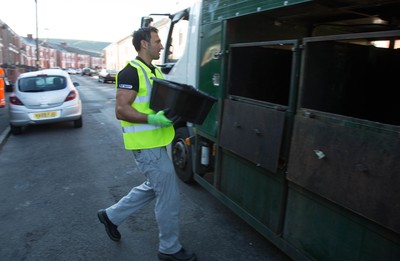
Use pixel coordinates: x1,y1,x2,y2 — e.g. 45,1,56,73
0,19,106,83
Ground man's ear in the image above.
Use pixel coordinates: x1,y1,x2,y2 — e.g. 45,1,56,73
141,40,148,49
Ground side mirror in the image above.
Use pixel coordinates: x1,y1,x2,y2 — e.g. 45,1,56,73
73,82,80,87
141,17,153,28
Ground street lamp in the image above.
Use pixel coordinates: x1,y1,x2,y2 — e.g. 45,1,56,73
35,0,39,70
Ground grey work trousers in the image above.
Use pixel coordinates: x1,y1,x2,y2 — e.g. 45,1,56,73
106,147,182,254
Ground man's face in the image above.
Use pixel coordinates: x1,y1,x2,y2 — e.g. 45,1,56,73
147,31,164,60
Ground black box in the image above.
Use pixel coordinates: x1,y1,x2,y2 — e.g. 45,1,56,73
150,78,217,124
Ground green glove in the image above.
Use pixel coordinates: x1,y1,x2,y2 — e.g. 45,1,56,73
148,111,172,127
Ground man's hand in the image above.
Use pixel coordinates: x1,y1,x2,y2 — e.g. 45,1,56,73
148,111,172,127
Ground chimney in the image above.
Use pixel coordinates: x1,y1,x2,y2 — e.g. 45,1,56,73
27,34,33,39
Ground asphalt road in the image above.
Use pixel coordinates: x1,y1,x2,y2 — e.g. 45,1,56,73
0,74,292,261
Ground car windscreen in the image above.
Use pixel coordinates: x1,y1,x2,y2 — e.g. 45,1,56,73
19,76,67,92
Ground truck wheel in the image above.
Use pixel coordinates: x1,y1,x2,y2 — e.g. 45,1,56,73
172,127,194,183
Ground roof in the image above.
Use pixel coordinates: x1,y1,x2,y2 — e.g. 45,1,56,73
21,37,103,57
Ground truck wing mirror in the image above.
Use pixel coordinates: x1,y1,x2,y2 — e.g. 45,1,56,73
141,13,171,28
171,9,189,23
141,17,154,28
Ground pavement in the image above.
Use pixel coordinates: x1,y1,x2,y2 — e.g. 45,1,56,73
0,91,11,148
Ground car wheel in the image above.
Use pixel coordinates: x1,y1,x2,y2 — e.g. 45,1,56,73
172,127,194,183
73,117,83,128
10,125,23,135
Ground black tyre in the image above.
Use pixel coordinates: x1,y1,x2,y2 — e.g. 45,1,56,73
172,127,194,183
73,117,83,128
10,125,23,135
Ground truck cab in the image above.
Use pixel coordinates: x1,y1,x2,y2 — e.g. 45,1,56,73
142,0,205,182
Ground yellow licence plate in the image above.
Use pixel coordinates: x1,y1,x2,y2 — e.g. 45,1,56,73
34,111,58,119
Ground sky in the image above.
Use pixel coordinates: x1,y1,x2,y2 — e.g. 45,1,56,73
0,0,187,42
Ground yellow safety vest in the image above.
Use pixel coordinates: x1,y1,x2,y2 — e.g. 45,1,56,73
117,60,175,150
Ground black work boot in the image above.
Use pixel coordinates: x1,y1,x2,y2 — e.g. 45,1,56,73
97,209,121,241
158,248,196,261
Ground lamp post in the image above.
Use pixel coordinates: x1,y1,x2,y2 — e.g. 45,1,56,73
35,0,40,70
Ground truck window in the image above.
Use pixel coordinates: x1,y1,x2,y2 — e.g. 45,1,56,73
228,44,293,107
166,18,189,63
301,36,400,125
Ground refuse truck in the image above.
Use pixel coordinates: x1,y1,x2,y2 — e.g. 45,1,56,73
144,0,400,260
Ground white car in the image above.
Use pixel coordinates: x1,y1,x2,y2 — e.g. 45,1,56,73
67,68,77,74
98,69,117,83
8,69,82,134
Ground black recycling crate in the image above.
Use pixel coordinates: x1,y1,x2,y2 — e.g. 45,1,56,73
150,78,217,125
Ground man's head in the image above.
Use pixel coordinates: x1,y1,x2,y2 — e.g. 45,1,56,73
132,27,164,62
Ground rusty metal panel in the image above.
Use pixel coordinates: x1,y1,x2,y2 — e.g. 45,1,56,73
287,112,400,234
220,99,285,173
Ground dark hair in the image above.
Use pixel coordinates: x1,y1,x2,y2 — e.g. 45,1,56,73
132,26,159,51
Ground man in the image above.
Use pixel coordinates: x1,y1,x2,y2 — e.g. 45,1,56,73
0,67,5,107
97,27,196,261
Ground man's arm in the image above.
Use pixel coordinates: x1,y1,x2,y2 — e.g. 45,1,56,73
115,88,148,123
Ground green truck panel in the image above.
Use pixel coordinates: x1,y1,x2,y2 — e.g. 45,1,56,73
185,0,400,259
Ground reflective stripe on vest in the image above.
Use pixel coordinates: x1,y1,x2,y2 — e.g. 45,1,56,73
122,124,160,133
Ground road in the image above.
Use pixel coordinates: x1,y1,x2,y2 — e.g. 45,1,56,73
0,74,291,261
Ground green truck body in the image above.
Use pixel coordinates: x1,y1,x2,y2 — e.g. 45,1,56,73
153,1,400,259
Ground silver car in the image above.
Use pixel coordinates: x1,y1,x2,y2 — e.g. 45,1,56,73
8,69,82,134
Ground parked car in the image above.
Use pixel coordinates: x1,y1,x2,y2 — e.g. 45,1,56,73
8,69,82,134
81,67,95,76
66,68,77,74
98,69,117,83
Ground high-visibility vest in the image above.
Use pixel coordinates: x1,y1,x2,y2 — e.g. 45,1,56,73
117,60,174,150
